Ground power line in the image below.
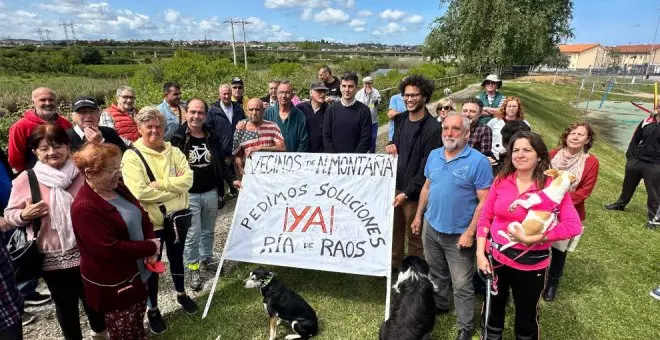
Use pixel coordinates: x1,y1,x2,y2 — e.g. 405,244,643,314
59,21,69,45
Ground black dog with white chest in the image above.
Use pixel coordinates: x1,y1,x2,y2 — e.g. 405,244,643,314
379,256,436,340
245,267,318,340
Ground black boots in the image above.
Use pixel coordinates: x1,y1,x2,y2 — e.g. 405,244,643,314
543,282,558,302
604,202,626,211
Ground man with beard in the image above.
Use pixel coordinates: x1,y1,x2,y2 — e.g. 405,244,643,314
323,72,372,153
100,86,140,146
157,82,185,141
385,75,441,274
296,82,329,153
461,98,493,157
66,96,127,152
410,112,493,340
8,87,73,173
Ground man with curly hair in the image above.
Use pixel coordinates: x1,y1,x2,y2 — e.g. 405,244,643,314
385,75,441,273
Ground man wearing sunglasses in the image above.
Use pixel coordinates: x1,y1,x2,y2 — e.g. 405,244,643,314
476,74,505,125
231,77,250,112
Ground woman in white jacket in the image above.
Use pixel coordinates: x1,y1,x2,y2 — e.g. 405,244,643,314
487,96,530,160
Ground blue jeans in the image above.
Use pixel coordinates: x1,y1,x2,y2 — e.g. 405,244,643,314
184,189,218,266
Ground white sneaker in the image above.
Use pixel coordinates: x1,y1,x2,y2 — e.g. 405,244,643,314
650,286,660,301
90,330,110,339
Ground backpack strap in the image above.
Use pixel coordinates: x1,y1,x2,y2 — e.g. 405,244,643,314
26,169,41,236
129,147,168,217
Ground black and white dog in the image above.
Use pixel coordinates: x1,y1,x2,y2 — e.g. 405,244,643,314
379,256,436,340
245,267,318,340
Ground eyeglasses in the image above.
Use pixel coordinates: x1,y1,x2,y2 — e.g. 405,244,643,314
232,86,243,90
120,95,135,100
438,106,452,111
403,93,421,99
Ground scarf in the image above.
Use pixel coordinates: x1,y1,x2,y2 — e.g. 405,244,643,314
551,148,589,191
32,159,79,253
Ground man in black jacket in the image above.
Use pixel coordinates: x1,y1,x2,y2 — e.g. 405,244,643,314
296,82,329,153
170,99,235,289
323,72,372,153
385,75,441,271
260,80,280,109
605,112,660,228
206,84,246,197
66,96,127,152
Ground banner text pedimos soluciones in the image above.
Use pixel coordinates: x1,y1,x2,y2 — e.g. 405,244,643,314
246,153,395,177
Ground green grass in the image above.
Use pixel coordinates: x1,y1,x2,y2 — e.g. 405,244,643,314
162,81,660,339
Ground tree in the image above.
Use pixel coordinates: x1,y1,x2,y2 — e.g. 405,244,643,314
423,0,574,70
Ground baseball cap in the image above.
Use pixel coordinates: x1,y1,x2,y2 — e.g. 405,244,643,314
231,77,244,85
71,96,99,112
363,76,373,83
310,81,329,91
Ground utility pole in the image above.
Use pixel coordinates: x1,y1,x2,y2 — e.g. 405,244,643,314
223,18,238,65
69,21,76,46
60,22,69,46
646,11,660,77
239,19,251,70
37,29,44,43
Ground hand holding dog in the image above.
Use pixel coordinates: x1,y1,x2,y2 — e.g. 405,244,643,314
509,228,544,246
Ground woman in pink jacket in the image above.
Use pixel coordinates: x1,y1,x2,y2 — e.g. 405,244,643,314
476,131,582,340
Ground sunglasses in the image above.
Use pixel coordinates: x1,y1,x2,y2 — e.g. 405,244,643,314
484,81,497,86
232,86,243,89
438,106,452,111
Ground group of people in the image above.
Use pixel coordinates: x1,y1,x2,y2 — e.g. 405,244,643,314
0,67,656,340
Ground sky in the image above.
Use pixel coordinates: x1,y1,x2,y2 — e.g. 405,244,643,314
0,0,658,46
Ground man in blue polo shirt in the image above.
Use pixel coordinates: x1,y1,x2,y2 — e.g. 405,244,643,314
411,112,493,340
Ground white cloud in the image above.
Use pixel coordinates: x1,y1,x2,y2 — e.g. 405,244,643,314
357,10,372,17
38,0,86,14
335,0,354,7
314,8,349,23
302,8,313,20
372,22,405,36
379,9,406,21
15,10,38,18
348,19,366,27
354,26,364,32
264,0,328,9
164,9,180,24
405,15,423,24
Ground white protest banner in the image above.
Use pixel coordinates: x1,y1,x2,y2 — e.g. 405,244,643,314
224,152,397,277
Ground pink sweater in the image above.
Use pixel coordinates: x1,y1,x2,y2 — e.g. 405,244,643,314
477,173,582,271
4,170,84,271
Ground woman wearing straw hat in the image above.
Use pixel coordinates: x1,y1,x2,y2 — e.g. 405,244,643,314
476,74,505,125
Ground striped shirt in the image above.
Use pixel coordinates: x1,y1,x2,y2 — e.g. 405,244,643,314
232,120,284,156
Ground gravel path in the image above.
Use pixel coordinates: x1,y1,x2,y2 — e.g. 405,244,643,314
25,84,482,339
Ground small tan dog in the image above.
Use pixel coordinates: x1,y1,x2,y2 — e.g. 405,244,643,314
497,169,577,251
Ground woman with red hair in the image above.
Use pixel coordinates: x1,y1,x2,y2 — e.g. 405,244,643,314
71,142,160,339
487,96,530,161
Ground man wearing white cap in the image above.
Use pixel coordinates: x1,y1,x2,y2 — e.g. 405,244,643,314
475,74,505,125
355,76,381,153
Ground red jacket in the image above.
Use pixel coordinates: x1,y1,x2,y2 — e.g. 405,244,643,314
549,149,600,220
71,181,157,312
105,104,140,142
8,110,72,173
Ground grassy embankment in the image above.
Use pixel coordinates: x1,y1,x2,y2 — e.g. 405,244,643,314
159,82,660,340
